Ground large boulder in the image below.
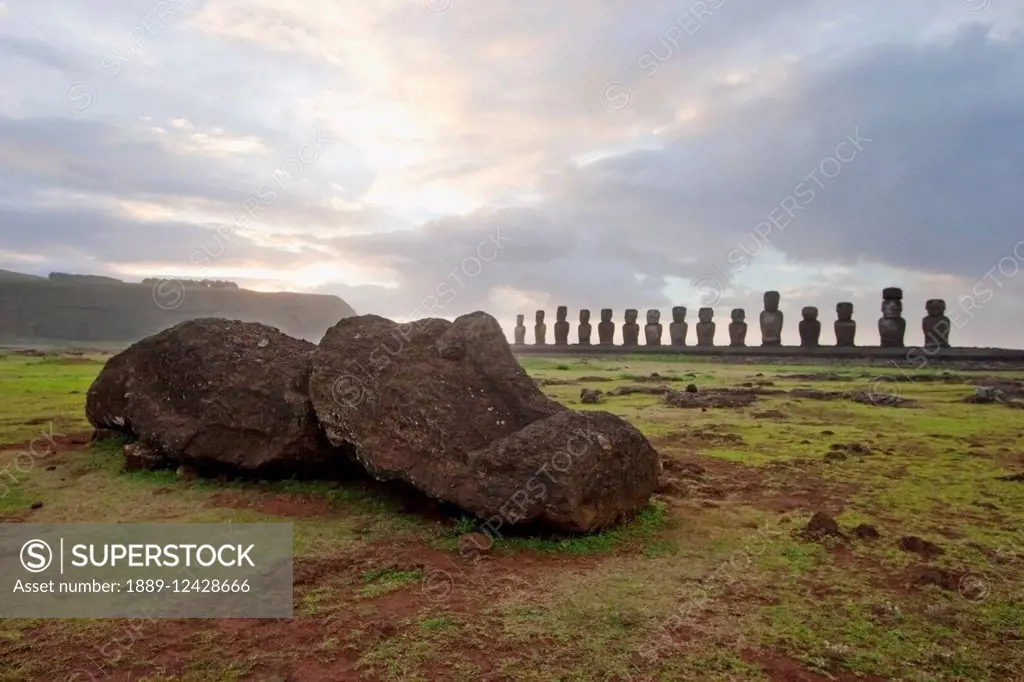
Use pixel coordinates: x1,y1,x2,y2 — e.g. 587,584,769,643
309,311,661,532
86,318,339,474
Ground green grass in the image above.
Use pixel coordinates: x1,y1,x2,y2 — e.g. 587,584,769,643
4,351,1024,680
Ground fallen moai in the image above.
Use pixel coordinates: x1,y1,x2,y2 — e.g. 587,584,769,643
86,313,662,533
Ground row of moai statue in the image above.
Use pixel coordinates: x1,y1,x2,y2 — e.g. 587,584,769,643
514,289,952,348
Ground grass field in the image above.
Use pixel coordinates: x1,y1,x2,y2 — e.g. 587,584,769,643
2,351,1024,681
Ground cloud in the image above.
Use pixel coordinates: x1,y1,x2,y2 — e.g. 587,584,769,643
1,1,1023,347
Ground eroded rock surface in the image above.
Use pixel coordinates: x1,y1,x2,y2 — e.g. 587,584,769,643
309,312,661,532
86,318,337,474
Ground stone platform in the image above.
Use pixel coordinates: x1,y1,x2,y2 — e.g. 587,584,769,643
511,344,1024,365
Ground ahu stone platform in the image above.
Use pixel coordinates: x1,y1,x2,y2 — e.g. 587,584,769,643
512,289,1024,364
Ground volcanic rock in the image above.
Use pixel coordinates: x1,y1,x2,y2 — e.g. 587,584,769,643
308,312,661,532
86,318,338,474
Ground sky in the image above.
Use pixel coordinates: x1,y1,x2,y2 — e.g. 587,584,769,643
1,0,1023,347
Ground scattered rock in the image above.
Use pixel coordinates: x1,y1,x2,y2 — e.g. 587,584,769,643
580,388,604,404
123,442,167,472
175,465,199,482
799,439,811,445
898,535,944,557
608,385,674,397
907,565,961,591
823,451,847,463
685,383,698,393
457,532,493,556
997,472,1024,482
852,524,880,540
664,389,757,409
805,512,842,538
29,502,43,511
820,430,835,436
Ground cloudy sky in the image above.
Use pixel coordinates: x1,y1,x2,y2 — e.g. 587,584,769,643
2,0,1023,347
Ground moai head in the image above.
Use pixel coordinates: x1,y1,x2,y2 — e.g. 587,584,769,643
556,306,568,322
672,306,687,323
625,309,638,324
802,306,819,322
600,308,613,322
698,307,713,323
731,308,745,323
579,309,591,323
516,314,524,326
764,291,781,312
646,309,660,324
881,287,903,318
836,302,853,321
926,299,946,316
535,310,545,324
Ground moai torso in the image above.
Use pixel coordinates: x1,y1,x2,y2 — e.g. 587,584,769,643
669,306,688,346
799,307,821,347
922,299,950,349
728,309,747,347
696,308,716,347
534,310,547,345
578,309,592,345
878,287,906,348
598,309,615,345
554,306,570,346
760,291,783,346
513,314,526,345
834,302,856,347
644,310,663,346
622,309,640,346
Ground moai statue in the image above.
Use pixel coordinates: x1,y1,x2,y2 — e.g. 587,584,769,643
760,291,784,347
923,299,951,349
696,308,716,347
728,309,747,347
644,310,663,346
878,287,906,348
834,302,856,347
622,309,640,346
598,309,615,345
578,309,592,345
513,314,526,345
799,307,821,347
534,310,547,345
553,306,570,346
669,306,688,346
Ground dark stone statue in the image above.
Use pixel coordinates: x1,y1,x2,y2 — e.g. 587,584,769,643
728,309,747,347
834,302,855,347
669,306,688,346
513,314,526,345
923,299,951,349
644,310,663,346
598,309,615,345
554,306,570,346
534,310,546,345
623,309,640,346
878,287,906,348
696,307,715,347
799,306,821,347
578,309,592,345
760,291,783,347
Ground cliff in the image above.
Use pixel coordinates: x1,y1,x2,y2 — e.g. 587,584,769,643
0,273,356,344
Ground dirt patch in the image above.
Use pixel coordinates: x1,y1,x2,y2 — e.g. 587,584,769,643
898,535,944,557
744,651,888,682
752,409,789,420
905,564,964,591
8,537,600,681
207,491,337,518
0,431,93,456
